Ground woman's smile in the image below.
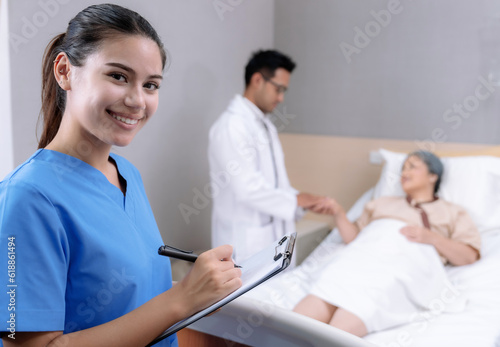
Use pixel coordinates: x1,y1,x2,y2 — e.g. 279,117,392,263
107,110,143,126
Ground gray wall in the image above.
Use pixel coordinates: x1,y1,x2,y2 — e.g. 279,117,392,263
6,0,274,250
6,0,500,252
275,0,500,145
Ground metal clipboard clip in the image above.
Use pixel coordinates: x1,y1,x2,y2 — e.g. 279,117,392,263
273,233,297,265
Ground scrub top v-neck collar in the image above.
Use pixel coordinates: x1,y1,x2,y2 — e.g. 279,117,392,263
36,149,128,210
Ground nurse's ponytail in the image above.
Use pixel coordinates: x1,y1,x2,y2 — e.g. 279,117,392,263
39,33,66,149
37,4,167,149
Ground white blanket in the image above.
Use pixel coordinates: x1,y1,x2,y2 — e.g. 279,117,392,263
247,218,465,334
365,229,500,347
309,218,462,332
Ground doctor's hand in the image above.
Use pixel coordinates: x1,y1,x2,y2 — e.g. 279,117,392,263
174,245,242,316
399,225,435,244
297,193,334,213
310,197,345,216
297,192,322,209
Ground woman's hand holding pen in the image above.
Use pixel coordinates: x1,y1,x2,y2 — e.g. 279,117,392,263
173,245,242,316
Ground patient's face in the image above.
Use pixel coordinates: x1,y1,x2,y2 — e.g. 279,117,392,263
401,156,436,195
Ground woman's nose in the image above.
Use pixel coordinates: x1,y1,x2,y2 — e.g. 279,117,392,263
125,86,146,110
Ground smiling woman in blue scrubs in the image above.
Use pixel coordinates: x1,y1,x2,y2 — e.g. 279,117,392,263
0,4,242,347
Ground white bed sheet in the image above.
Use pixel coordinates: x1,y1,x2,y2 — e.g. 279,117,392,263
245,188,500,347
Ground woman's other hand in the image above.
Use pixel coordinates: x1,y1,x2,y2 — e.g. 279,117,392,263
400,225,479,265
399,225,434,244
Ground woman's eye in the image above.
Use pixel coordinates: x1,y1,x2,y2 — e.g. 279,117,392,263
144,82,160,91
110,73,127,82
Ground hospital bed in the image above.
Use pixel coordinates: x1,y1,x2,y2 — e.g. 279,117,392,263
183,148,500,347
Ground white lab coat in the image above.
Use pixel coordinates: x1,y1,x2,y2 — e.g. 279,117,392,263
208,94,301,262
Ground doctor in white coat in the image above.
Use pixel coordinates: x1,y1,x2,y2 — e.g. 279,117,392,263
208,50,329,262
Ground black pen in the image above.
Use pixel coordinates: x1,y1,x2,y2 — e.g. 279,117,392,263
158,245,242,268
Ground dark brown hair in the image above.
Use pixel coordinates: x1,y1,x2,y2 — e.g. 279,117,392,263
244,50,296,87
38,3,167,148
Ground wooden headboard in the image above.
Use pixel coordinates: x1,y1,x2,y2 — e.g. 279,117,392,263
279,133,500,227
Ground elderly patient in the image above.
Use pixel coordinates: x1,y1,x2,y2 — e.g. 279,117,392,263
293,151,481,337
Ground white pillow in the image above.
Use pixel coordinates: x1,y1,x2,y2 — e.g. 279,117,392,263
372,149,406,198
373,149,500,232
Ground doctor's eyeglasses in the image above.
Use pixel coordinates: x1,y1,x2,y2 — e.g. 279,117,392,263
260,72,288,94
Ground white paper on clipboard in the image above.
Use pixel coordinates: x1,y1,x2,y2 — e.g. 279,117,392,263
147,233,297,346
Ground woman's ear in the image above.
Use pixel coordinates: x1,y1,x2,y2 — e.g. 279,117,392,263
53,52,72,91
429,173,438,183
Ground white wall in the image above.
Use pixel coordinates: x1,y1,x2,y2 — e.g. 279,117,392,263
275,0,500,145
0,0,14,179
6,0,274,250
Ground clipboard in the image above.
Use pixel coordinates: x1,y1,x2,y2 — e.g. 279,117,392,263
147,233,296,346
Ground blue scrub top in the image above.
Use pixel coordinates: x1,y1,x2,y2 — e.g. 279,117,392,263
0,149,177,346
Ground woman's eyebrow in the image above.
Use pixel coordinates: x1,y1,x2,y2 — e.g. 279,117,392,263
105,62,163,80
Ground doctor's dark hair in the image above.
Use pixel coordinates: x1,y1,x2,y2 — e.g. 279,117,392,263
38,3,166,149
406,150,444,194
244,50,296,87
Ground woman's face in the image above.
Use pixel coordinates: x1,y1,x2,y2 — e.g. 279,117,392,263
400,155,437,195
62,35,163,148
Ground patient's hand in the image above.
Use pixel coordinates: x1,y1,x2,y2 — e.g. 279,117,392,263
399,225,434,244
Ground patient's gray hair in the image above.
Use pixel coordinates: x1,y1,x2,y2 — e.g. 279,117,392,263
406,150,444,194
